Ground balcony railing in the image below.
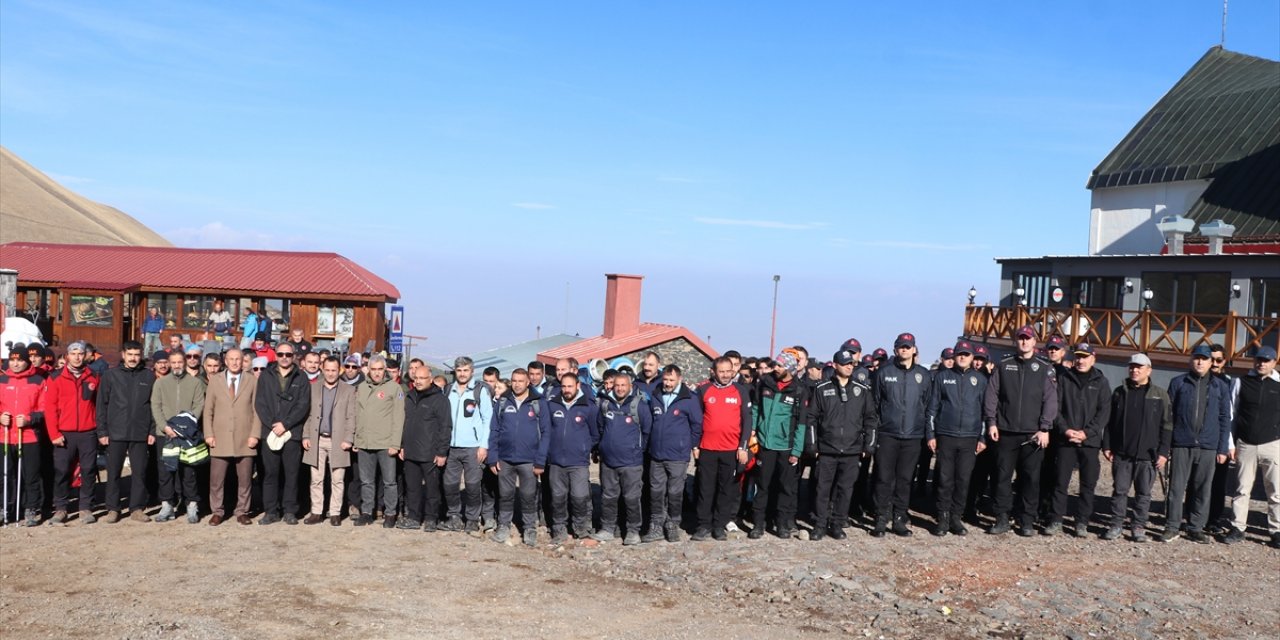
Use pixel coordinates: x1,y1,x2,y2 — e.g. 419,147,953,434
963,304,1280,364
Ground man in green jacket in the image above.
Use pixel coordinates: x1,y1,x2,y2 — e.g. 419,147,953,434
151,351,207,523
748,349,808,540
353,355,405,528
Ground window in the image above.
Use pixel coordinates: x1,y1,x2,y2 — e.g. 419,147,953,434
1011,272,1051,308
149,294,179,329
69,295,115,327
1251,278,1280,320
315,304,353,337
1068,277,1125,309
182,296,219,330
1142,272,1230,318
262,299,290,336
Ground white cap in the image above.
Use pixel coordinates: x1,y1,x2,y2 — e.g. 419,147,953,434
1128,353,1152,367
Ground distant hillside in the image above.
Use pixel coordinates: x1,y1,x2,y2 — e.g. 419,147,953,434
0,146,170,246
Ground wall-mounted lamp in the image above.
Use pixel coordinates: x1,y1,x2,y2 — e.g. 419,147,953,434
1230,282,1241,299
1142,286,1154,310
968,286,977,304
1014,286,1026,306
1124,279,1134,294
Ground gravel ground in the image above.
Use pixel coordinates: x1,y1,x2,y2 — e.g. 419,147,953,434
2,465,1277,639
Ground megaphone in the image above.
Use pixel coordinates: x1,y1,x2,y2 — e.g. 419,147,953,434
588,358,610,382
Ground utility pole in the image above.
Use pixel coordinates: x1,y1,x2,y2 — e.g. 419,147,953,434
769,275,781,357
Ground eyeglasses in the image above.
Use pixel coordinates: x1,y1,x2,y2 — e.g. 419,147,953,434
1212,357,1225,363
186,354,201,359
252,367,265,371
343,364,358,369
276,352,294,358
1046,346,1063,351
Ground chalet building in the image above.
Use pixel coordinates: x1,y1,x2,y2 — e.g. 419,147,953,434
0,242,400,355
964,46,1279,384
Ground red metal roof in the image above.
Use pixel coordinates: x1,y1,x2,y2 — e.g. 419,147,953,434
0,242,400,300
537,322,719,364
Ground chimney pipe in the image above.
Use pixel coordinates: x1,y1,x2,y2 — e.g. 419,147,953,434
1198,219,1236,255
1155,215,1196,255
603,274,643,338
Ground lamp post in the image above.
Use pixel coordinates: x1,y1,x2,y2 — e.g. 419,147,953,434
968,286,977,305
769,275,781,357
1015,286,1026,306
1142,286,1154,310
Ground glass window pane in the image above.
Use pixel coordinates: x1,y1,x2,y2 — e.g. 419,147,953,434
336,306,353,338
316,304,334,335
182,296,216,329
69,295,114,327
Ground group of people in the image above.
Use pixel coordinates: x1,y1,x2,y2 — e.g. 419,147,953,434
1,326,1277,552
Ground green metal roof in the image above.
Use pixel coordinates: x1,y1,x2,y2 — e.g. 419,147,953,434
1183,142,1280,238
1087,47,1280,191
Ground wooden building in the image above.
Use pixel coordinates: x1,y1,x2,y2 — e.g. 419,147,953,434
0,242,400,354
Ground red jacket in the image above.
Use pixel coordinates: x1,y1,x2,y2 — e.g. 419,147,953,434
0,366,47,445
44,367,99,440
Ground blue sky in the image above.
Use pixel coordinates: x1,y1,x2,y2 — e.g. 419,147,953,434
3,1,1278,365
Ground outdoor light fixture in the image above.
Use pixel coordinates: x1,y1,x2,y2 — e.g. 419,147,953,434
1142,286,1154,310
968,286,977,304
1231,282,1241,298
1015,286,1026,306
1124,279,1134,294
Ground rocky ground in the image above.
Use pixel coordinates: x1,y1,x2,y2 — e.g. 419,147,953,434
2,468,1277,639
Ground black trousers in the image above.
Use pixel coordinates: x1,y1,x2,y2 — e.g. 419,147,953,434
813,453,860,529
849,455,874,517
752,448,798,529
53,431,97,512
873,436,921,518
1050,446,1100,525
1111,456,1155,527
993,432,1044,524
1205,459,1232,526
966,445,998,516
600,464,643,534
1038,442,1059,519
158,462,201,506
1166,447,1216,533
935,435,978,516
104,440,149,511
496,461,537,530
403,459,443,524
694,450,739,531
2,438,42,516
261,439,303,517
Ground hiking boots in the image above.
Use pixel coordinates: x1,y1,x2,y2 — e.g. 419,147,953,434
103,511,121,524
49,510,68,525
523,528,538,547
712,528,728,541
550,528,568,545
187,503,200,524
623,531,641,546
1186,531,1211,544
492,526,510,543
382,515,397,529
130,509,151,523
78,510,96,525
422,519,438,532
775,526,795,540
871,517,889,538
641,527,665,544
949,513,968,536
21,510,39,527
353,513,373,527
439,516,464,531
665,522,683,543
690,528,712,541
156,502,176,522
1017,522,1036,537
809,527,825,541
987,515,1010,535
1042,521,1062,537
1130,527,1148,543
1220,527,1245,544
590,528,615,542
1100,526,1123,541
932,512,950,537
892,517,912,537
747,525,765,540
1159,527,1181,542
828,526,848,540
283,513,299,525
396,518,421,530
260,512,281,525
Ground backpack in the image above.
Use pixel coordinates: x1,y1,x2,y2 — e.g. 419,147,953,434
257,315,273,337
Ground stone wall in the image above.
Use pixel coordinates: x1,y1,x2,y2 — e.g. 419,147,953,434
619,337,713,384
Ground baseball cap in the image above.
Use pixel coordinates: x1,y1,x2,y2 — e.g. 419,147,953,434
805,360,824,371
872,348,888,360
1129,353,1152,367
832,349,857,365
1190,345,1213,359
840,338,862,353
343,354,362,367
1073,343,1096,356
1045,335,1067,351
940,348,955,359
1255,346,1277,361
974,344,990,359
953,340,975,356
1015,325,1036,339
894,332,917,349
266,430,292,451
861,355,875,367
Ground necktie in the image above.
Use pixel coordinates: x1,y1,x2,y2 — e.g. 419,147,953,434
231,375,238,396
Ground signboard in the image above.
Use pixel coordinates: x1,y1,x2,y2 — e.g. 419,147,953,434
388,305,404,354
1051,287,1064,303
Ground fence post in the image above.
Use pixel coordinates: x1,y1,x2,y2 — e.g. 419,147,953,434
1225,311,1237,362
1140,308,1151,352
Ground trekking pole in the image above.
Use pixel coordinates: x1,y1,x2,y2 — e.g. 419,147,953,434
15,437,23,522
2,425,9,525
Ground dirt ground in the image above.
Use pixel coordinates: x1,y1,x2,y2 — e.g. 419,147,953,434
2,464,1278,639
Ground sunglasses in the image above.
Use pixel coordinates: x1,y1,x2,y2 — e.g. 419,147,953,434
343,364,358,369
186,354,201,359
276,352,295,358
252,367,265,371
1212,357,1225,363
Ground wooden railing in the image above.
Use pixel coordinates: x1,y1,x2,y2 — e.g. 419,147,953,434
963,304,1280,364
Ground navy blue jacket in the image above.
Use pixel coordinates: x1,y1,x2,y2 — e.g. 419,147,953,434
488,392,548,466
647,384,703,462
539,392,599,467
927,365,987,440
874,360,931,440
1166,372,1231,455
634,374,662,403
597,391,652,468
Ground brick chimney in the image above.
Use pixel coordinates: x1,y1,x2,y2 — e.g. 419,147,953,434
603,274,643,338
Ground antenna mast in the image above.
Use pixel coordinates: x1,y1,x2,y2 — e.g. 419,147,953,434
1221,0,1228,47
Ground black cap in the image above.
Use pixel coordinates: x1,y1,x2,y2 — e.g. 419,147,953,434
832,349,857,365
